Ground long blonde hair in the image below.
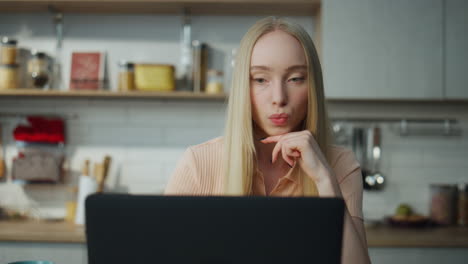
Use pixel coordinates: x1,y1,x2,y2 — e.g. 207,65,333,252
223,16,333,196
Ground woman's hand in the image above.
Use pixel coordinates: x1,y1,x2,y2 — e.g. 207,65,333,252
260,130,331,183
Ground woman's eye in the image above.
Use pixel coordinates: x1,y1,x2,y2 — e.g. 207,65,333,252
254,78,267,84
289,77,305,83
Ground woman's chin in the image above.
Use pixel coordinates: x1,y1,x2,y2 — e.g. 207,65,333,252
265,126,293,136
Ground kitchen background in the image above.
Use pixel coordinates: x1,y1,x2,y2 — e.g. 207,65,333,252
1,0,468,263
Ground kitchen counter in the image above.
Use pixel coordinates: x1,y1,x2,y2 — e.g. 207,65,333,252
0,220,85,243
366,225,468,248
1,220,468,247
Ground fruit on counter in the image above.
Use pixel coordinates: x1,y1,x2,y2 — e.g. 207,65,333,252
391,203,428,223
395,203,413,217
407,214,427,222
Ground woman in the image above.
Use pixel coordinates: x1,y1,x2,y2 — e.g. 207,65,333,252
165,16,371,263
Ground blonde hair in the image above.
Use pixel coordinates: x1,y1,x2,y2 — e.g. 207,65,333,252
223,16,334,196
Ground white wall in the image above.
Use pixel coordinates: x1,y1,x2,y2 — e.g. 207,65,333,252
328,102,468,220
2,96,467,222
1,11,468,222
1,13,468,264
0,12,314,212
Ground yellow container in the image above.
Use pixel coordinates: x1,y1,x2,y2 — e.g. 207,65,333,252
1,37,18,65
205,69,224,94
134,64,175,91
0,64,19,89
65,201,77,223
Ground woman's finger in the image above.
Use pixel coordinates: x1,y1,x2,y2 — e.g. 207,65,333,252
260,135,283,143
272,134,306,163
281,143,295,167
271,140,283,163
261,131,303,143
291,151,301,157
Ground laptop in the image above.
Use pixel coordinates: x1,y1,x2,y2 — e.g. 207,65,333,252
85,194,345,264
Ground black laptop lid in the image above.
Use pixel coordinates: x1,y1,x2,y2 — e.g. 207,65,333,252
85,194,345,264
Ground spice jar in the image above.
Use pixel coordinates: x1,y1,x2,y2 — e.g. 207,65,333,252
430,184,458,225
1,37,18,65
458,183,468,226
65,186,78,223
0,64,19,89
27,51,51,89
118,61,135,91
205,69,224,94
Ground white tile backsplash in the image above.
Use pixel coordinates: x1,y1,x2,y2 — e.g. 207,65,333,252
2,97,468,221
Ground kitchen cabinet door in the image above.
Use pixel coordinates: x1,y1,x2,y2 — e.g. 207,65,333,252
0,242,86,264
445,0,468,99
322,0,443,99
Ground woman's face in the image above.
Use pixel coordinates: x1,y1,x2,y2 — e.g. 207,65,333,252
250,30,309,138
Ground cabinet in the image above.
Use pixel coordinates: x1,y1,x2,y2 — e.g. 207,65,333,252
322,0,443,99
444,0,468,99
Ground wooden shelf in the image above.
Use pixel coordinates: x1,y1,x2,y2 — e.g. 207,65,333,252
0,0,320,15
0,89,228,100
2,90,468,104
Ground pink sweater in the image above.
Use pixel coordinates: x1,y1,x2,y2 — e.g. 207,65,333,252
165,136,364,219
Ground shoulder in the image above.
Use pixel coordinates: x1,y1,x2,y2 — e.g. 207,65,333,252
328,145,364,219
183,136,224,169
188,136,223,158
327,145,361,183
190,136,223,150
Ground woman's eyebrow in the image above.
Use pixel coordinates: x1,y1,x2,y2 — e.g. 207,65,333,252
250,65,307,72
286,65,307,71
250,65,271,71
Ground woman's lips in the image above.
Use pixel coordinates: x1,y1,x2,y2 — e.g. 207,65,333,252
269,114,289,126
270,118,288,125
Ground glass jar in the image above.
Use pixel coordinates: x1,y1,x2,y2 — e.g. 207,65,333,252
458,183,468,226
0,64,19,89
224,48,237,94
118,61,135,91
430,184,458,225
27,51,51,89
1,37,18,65
205,69,223,94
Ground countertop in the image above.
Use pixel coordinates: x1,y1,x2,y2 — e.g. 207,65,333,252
1,220,468,247
0,220,85,243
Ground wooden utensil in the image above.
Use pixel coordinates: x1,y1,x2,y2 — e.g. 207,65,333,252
0,124,5,181
82,159,90,177
0,124,6,181
97,155,111,193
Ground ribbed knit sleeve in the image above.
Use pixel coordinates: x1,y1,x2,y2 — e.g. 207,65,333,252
164,147,201,195
332,148,364,220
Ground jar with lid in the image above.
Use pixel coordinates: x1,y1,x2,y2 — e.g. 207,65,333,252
0,64,19,89
118,61,135,91
205,69,224,94
458,183,468,226
430,184,458,225
1,37,18,65
27,50,51,89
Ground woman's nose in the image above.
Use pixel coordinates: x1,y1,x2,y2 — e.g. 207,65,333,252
271,80,287,107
